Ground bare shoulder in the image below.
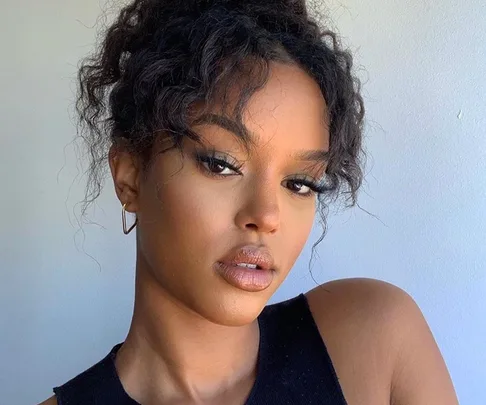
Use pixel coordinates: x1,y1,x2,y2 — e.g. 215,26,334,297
305,278,458,405
305,277,418,340
304,278,408,404
37,396,57,405
305,277,412,323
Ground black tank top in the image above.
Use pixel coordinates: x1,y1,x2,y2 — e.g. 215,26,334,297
53,293,347,404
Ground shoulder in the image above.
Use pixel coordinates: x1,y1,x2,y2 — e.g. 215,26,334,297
305,277,417,363
306,277,416,334
304,278,410,403
37,396,57,405
306,277,412,316
305,277,458,405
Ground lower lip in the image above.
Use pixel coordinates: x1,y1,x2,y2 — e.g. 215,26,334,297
215,262,274,292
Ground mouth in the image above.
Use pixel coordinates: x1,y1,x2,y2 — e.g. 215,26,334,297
233,263,262,270
218,244,275,271
215,261,275,292
215,244,276,292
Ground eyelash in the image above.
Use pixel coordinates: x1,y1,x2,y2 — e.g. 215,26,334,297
194,152,328,198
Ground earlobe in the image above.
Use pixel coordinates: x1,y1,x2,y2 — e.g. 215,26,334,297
108,143,140,212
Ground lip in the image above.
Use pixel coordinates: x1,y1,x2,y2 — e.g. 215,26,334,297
215,245,276,292
219,245,275,271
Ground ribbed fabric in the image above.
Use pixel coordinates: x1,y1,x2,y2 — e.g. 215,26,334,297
53,294,347,404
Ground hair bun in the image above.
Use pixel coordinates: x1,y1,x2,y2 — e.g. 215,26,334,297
192,0,307,15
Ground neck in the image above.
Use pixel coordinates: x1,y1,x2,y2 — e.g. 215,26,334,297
115,261,260,404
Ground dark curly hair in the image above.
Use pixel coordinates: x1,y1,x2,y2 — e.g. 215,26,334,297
76,0,366,268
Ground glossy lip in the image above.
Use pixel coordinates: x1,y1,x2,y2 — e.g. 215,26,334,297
215,245,276,292
218,245,275,271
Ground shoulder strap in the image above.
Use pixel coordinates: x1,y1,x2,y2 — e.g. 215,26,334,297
248,294,348,405
53,344,137,405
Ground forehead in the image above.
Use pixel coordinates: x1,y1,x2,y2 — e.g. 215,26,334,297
244,62,329,148
190,62,330,155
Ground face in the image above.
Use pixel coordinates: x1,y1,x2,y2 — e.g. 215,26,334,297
111,62,330,326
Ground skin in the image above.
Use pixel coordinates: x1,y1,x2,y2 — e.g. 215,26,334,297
38,62,459,405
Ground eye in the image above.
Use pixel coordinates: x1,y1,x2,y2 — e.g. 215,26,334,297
286,180,311,195
284,177,328,197
195,152,243,177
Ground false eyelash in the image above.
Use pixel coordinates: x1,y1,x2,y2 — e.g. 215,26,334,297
194,152,243,176
285,178,329,197
291,179,328,194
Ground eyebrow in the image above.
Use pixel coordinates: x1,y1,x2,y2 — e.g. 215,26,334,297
193,113,330,164
295,149,330,164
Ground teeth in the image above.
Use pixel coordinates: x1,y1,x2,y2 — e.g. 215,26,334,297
236,263,258,269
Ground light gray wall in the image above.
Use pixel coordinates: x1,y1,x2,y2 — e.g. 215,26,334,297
1,1,484,403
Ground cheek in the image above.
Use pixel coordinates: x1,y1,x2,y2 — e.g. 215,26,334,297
279,204,316,274
161,180,229,242
138,162,233,270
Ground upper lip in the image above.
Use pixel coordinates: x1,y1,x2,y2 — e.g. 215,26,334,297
218,244,275,271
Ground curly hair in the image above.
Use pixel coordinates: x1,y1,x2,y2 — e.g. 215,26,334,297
76,0,366,264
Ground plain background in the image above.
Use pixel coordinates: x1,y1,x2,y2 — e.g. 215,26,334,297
1,0,485,403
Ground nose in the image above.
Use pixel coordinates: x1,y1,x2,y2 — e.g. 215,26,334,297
234,178,280,235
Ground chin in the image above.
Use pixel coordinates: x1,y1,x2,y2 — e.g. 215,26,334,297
196,288,274,327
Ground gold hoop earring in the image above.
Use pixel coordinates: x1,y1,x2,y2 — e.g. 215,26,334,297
122,203,137,235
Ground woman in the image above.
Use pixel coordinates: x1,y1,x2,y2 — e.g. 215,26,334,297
39,0,458,404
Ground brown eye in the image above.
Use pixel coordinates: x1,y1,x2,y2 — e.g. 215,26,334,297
284,176,327,197
286,180,311,195
205,158,227,174
195,153,243,177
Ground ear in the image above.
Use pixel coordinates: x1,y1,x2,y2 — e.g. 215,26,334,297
108,142,141,213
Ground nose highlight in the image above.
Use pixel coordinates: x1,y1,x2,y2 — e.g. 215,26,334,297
235,182,281,234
